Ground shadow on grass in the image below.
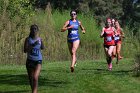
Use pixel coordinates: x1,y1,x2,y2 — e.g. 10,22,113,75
0,90,30,93
39,76,69,87
0,74,29,85
0,74,68,93
81,68,133,75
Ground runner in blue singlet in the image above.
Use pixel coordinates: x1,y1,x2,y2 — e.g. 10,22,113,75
24,24,44,93
61,10,86,72
67,19,80,42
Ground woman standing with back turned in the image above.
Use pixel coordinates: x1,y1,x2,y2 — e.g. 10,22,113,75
61,10,86,72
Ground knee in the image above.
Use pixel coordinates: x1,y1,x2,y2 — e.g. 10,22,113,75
72,48,76,55
117,50,120,53
108,52,112,57
108,54,112,57
112,52,116,55
33,76,38,82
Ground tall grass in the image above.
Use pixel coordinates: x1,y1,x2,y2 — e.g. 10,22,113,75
32,9,104,61
121,26,140,58
0,4,139,64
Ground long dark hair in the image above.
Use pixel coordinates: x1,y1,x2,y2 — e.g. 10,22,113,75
29,24,39,38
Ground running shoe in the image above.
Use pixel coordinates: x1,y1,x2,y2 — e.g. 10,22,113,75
74,63,77,67
118,56,123,60
108,63,112,71
70,67,74,72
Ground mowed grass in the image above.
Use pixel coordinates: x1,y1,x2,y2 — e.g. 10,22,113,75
0,58,140,93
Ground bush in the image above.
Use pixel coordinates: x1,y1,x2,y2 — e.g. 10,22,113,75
8,0,34,18
134,53,140,77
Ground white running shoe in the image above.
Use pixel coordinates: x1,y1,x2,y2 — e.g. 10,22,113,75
74,63,77,67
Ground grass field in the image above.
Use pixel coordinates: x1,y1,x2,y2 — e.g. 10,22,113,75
0,58,140,93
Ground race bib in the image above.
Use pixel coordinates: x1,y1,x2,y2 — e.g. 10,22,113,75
71,30,77,34
31,48,39,56
106,36,112,42
114,36,120,41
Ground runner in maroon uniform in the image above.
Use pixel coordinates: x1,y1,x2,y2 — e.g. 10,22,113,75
100,18,116,70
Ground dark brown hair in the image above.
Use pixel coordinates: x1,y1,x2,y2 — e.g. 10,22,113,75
29,24,39,38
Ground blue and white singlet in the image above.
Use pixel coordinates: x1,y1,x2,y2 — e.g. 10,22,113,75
67,19,80,42
27,37,42,61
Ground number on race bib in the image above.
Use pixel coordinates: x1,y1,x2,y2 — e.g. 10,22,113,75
106,37,112,42
114,36,120,41
71,30,77,34
31,48,39,56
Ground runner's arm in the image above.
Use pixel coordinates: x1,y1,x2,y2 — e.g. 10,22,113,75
24,37,33,53
120,28,125,38
61,21,69,32
100,28,105,38
79,21,86,34
41,39,44,50
112,27,117,37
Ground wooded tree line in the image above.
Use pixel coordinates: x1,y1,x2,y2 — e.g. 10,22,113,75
0,0,140,29
32,0,140,28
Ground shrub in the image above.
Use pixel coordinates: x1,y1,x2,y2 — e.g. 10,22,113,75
134,52,140,77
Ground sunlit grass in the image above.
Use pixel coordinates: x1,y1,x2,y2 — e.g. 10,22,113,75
0,59,140,93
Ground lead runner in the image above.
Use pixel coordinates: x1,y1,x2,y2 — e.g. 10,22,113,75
61,10,86,72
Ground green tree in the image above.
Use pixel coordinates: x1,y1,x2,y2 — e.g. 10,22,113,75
8,0,34,19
